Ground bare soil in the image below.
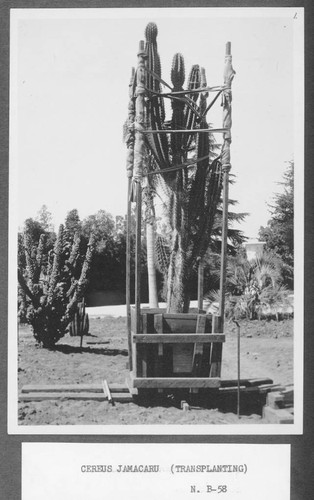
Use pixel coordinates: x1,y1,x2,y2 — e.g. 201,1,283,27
17,316,293,426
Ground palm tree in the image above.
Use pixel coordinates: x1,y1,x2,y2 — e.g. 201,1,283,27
222,250,288,319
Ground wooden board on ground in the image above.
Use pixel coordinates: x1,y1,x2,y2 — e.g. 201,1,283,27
130,376,221,389
19,381,133,403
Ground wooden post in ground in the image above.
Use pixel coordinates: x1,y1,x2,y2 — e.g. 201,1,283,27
134,41,147,339
219,41,235,330
125,68,135,371
197,258,204,313
126,178,132,370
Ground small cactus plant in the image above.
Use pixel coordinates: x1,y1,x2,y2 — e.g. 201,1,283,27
69,298,89,348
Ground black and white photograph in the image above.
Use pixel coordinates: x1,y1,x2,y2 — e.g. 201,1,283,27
7,7,303,434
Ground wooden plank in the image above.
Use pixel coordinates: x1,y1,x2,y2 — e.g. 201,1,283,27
197,260,204,312
181,400,190,411
246,378,274,387
262,405,294,424
209,344,223,377
19,392,108,402
86,341,110,345
154,313,164,377
102,379,112,404
133,334,225,343
111,393,133,403
125,375,139,396
131,308,213,321
126,177,132,370
131,376,221,389
130,306,137,333
266,391,285,409
19,391,133,403
21,384,104,393
192,314,206,377
162,317,198,334
134,43,146,344
131,310,213,334
108,384,130,393
140,313,148,377
220,378,273,388
210,315,223,377
154,313,164,355
131,332,138,378
154,313,163,333
173,345,193,374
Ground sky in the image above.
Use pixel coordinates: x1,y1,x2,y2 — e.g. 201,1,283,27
10,7,303,239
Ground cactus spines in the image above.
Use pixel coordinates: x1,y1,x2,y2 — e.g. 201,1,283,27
145,22,158,43
171,53,185,90
183,64,201,151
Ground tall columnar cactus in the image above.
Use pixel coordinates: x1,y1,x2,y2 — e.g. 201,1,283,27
127,22,226,313
144,22,169,169
18,225,96,347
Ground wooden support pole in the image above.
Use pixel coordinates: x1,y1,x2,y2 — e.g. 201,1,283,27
197,259,204,312
126,177,132,370
219,166,230,325
219,41,235,329
237,321,241,418
125,67,135,371
135,183,142,338
134,40,147,340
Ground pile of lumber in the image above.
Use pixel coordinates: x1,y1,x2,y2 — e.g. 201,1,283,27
262,385,294,424
19,381,133,404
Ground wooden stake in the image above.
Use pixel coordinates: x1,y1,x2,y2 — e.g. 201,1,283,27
135,183,142,336
219,41,235,328
125,67,135,371
126,177,132,371
134,40,147,339
197,259,204,312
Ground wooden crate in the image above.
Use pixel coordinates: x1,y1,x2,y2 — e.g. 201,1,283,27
129,307,225,390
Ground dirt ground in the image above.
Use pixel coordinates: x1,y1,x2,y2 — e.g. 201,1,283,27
17,315,293,426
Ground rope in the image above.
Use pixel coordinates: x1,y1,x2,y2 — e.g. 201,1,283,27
138,127,228,134
144,66,172,90
145,152,220,176
201,90,223,118
149,85,225,97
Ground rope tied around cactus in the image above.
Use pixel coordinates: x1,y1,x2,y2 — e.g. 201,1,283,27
146,153,221,176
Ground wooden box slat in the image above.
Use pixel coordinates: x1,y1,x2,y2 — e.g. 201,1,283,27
130,376,221,389
132,333,225,343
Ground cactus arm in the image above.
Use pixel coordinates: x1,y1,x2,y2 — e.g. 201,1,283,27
47,224,64,302
18,268,37,304
65,232,95,318
144,22,170,169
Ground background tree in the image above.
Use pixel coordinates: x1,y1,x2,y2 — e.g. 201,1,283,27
259,161,294,288
65,208,82,239
36,204,54,232
207,249,291,320
82,209,115,243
